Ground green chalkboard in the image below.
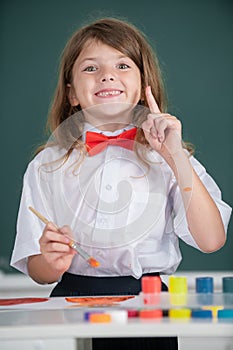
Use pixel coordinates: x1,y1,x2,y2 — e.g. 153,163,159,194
1,0,232,273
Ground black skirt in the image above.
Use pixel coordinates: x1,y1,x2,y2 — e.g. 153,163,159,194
50,272,178,350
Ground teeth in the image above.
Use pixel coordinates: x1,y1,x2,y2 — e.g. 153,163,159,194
97,90,121,97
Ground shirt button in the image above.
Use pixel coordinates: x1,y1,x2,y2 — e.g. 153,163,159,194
106,184,112,190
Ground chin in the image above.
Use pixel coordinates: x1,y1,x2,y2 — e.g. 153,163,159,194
84,102,135,121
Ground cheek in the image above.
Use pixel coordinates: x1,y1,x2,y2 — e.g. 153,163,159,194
76,78,93,94
133,75,142,99
133,71,141,89
72,80,86,99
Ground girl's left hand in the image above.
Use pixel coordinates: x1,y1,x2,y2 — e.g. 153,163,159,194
142,86,183,157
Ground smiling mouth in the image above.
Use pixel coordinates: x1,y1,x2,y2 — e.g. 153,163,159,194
95,90,122,97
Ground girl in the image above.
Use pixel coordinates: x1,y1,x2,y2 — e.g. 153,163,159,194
11,17,231,350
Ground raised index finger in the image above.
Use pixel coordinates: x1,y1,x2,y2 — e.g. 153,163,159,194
145,86,161,113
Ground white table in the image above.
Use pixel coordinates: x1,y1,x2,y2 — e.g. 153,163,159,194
0,307,233,350
1,273,233,349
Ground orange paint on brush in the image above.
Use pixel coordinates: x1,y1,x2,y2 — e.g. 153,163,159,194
88,257,100,267
28,206,100,268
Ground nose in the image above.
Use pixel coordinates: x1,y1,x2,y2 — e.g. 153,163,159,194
101,76,114,82
100,68,115,82
101,74,115,82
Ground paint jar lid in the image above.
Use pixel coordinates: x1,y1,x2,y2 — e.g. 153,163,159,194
222,277,233,293
218,309,233,319
84,311,104,321
139,309,163,319
169,308,191,319
192,309,212,318
89,313,111,323
108,310,128,323
195,277,213,293
127,309,139,318
169,276,187,294
141,276,161,294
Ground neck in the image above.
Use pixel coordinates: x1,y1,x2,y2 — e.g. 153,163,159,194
82,103,135,132
93,122,130,132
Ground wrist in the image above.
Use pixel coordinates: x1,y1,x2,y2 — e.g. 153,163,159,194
161,146,188,168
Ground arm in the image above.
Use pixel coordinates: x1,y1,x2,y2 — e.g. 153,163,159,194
164,148,226,252
28,223,76,284
142,86,226,252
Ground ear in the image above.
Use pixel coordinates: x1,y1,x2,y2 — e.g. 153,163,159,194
66,84,79,106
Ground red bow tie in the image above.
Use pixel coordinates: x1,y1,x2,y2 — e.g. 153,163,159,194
86,127,137,156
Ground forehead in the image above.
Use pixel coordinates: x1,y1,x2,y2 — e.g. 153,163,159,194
78,39,126,59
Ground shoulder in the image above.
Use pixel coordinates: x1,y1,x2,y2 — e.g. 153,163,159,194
24,145,69,175
34,145,67,162
24,145,84,177
188,153,209,176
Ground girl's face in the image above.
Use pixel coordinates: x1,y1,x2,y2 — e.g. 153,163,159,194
68,40,142,114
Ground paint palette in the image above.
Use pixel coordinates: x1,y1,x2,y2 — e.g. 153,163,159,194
65,295,134,307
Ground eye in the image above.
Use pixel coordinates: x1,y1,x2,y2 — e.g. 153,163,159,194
83,66,97,72
117,63,130,70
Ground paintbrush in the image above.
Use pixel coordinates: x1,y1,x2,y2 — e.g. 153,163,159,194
28,206,100,268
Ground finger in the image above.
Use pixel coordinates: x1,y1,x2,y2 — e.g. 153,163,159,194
46,222,59,232
40,238,75,256
142,116,154,132
59,225,73,236
47,241,72,253
142,117,158,139
59,225,75,242
40,229,70,246
148,115,159,138
154,116,181,142
154,118,169,142
145,86,161,114
47,231,71,244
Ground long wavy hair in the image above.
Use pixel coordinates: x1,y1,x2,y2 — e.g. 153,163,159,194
37,17,193,163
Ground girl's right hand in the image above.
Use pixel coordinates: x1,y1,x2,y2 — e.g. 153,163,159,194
142,86,183,158
39,222,77,275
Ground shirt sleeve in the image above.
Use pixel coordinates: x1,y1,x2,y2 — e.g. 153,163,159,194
171,155,232,250
10,157,49,275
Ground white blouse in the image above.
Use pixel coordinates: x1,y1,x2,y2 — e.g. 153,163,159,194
10,124,232,279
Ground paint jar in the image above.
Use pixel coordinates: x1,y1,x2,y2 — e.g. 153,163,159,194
218,309,233,320
139,309,163,319
192,309,212,319
169,308,191,320
195,277,213,305
222,276,233,305
141,276,161,305
169,276,187,306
